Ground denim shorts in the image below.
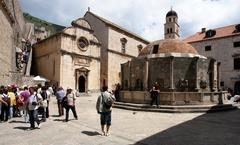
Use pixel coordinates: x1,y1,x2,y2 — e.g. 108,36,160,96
100,111,112,125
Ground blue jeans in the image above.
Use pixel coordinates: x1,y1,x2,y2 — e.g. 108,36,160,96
29,110,40,128
9,106,13,118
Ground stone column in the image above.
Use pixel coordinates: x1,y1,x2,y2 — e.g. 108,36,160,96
169,56,174,91
75,70,79,90
128,61,131,91
217,62,221,91
144,58,149,90
194,57,200,91
213,60,217,92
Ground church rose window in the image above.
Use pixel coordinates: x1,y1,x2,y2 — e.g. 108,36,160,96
77,37,89,51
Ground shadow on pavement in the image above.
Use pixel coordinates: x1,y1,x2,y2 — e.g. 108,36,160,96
8,120,26,124
13,126,30,130
134,109,240,145
81,131,101,136
53,119,65,122
51,115,61,117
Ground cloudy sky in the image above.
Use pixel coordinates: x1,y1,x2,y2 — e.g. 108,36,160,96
19,0,240,41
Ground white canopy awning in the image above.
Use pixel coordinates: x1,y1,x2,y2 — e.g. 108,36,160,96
16,47,22,53
33,76,49,82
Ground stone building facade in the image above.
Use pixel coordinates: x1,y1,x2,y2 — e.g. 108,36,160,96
33,19,101,92
0,0,27,85
84,11,149,90
184,24,240,90
33,11,149,92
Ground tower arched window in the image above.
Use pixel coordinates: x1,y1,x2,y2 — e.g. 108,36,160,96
170,28,173,33
169,18,171,22
167,28,169,34
120,38,127,53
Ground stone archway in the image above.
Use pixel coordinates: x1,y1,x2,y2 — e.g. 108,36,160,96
79,76,86,92
75,67,89,93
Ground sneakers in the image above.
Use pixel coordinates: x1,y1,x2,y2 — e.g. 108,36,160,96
105,132,110,136
37,123,41,129
101,132,105,136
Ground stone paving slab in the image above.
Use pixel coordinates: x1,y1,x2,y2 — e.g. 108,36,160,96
0,93,240,145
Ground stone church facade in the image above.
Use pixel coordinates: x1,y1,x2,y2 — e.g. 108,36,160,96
33,19,101,92
33,10,149,92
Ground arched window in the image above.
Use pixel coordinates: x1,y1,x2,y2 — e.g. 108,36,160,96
170,28,173,33
167,28,169,34
137,44,143,54
169,18,171,22
120,38,127,53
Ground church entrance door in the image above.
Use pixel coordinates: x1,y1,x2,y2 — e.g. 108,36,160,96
79,76,86,92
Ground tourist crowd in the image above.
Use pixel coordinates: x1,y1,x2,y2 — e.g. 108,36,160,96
0,84,81,129
0,83,117,136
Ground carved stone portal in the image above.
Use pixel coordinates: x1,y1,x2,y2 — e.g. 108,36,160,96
75,67,89,92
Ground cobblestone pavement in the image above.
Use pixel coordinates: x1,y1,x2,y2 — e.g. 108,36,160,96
0,93,240,145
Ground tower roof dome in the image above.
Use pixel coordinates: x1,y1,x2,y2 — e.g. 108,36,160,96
166,9,178,17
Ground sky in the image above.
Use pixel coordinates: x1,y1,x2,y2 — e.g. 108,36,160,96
19,0,240,41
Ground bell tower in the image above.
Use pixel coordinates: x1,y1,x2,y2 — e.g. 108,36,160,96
164,8,180,39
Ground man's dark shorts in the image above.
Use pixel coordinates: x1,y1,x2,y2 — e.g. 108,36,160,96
100,111,111,125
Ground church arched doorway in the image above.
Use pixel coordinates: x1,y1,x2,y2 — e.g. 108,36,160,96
79,76,86,92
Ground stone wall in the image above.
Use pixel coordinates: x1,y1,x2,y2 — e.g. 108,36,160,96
149,58,170,91
33,34,61,84
84,13,109,87
0,0,26,85
120,91,228,105
173,57,196,91
122,56,217,92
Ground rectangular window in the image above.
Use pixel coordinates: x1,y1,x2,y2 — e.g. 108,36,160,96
233,41,240,47
220,81,224,86
234,58,240,70
153,45,159,54
205,45,211,51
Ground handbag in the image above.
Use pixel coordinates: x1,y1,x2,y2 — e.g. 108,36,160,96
42,100,48,108
32,95,38,106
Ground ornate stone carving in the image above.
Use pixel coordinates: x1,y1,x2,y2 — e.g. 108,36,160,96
200,80,207,89
176,78,188,91
74,58,90,66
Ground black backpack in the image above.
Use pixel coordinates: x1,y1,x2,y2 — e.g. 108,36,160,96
61,96,68,108
102,94,114,109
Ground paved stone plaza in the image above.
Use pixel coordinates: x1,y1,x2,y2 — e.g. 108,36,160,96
0,93,240,145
